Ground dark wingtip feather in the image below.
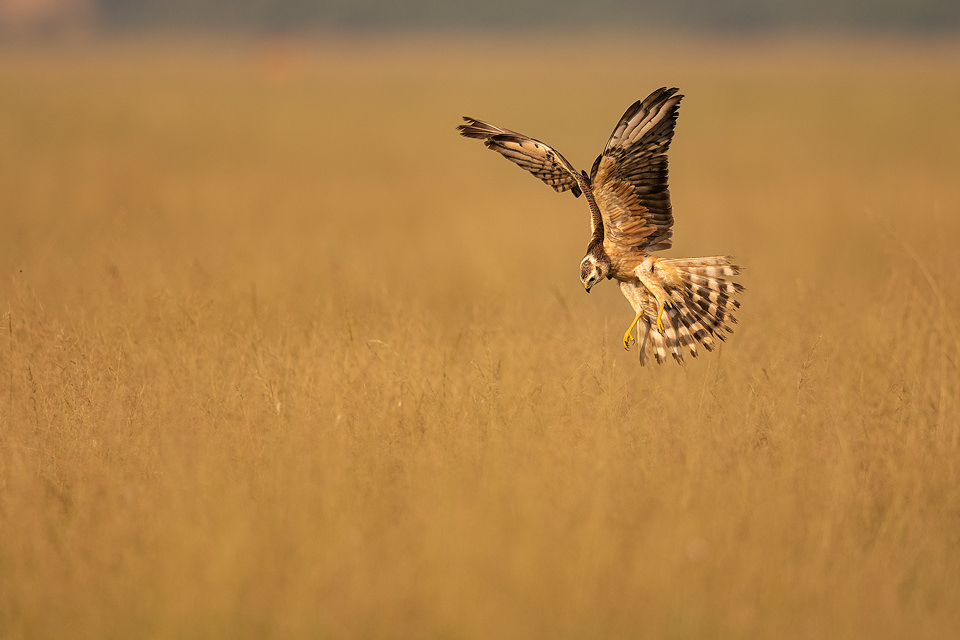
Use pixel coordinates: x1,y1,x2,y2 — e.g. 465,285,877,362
458,129,483,139
457,117,499,139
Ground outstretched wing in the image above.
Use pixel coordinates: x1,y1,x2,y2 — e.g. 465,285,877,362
592,87,682,253
458,117,584,198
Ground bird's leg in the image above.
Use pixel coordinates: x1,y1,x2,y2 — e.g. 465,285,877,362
634,257,670,335
655,302,666,335
623,313,642,350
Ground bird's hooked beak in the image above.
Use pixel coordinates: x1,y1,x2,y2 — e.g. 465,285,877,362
584,283,592,293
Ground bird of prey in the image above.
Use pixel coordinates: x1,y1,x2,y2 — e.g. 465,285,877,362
458,87,743,365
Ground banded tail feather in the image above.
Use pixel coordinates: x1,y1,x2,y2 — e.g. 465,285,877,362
658,256,742,337
623,257,744,366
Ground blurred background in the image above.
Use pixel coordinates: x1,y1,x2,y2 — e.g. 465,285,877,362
1,0,958,35
3,2,960,639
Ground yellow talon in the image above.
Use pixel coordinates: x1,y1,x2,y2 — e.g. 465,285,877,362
656,303,666,334
623,313,641,350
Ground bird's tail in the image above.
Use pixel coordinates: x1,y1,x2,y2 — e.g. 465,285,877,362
628,256,744,365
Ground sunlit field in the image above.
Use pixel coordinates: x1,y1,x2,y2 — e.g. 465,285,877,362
2,34,959,639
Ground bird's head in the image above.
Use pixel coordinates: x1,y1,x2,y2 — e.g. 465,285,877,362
580,252,610,293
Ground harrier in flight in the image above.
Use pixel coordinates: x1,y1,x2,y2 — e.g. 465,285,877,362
458,87,743,365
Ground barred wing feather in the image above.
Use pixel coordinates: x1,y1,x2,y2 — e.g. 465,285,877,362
592,87,682,252
458,117,583,197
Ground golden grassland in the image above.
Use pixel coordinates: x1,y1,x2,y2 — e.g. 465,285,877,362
1,34,959,639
